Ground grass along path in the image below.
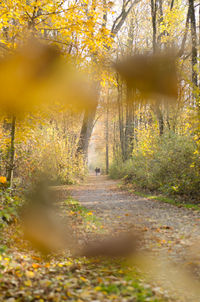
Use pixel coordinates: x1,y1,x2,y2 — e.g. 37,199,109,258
120,184,200,211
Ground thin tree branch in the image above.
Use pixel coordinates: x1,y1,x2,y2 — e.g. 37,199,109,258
111,0,141,36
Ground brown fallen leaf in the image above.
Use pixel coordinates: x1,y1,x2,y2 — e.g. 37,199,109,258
115,53,178,99
0,39,97,114
78,232,141,258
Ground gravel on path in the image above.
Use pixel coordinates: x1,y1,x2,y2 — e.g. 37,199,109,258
71,175,200,301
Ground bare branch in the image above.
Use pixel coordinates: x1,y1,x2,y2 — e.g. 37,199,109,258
111,0,141,36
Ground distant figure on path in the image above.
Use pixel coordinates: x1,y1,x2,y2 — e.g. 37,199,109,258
95,167,98,176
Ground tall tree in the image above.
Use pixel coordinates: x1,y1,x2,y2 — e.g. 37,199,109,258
7,116,16,187
188,0,198,108
105,88,109,174
151,0,158,53
76,0,141,159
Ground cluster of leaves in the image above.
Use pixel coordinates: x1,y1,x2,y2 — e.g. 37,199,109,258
0,196,165,302
110,131,200,200
0,253,163,302
65,197,102,233
0,187,23,254
0,0,113,69
0,112,86,187
0,189,21,225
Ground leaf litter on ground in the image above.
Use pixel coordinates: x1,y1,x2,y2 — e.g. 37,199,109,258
0,193,167,302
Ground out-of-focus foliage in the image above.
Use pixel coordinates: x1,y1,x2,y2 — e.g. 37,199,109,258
0,111,85,186
0,188,22,254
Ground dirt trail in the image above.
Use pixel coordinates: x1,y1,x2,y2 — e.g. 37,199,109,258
2,176,200,302
72,175,200,277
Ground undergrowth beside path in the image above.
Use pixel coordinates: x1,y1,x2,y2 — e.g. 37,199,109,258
119,184,200,211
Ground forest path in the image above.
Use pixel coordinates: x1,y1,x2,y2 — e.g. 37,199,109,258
72,175,200,284
2,176,200,302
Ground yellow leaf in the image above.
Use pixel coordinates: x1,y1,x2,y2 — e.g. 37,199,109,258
95,286,101,291
24,280,32,286
65,260,73,266
32,263,40,269
0,176,7,184
26,271,35,278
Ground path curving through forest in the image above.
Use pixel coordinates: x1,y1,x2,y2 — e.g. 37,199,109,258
72,176,200,254
72,175,200,300
1,175,200,302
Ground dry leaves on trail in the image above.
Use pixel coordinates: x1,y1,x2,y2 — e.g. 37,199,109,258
0,196,163,302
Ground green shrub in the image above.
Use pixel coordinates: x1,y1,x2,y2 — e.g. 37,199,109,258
110,133,200,199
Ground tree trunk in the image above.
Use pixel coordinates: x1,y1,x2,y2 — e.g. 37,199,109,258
156,106,164,136
151,0,165,135
76,100,98,160
105,95,109,174
124,12,135,160
199,2,200,90
124,89,135,160
7,116,16,187
117,81,126,161
113,121,116,160
151,0,157,53
188,0,198,107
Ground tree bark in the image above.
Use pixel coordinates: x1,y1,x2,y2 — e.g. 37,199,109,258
7,116,16,187
124,12,135,160
76,100,98,160
188,0,198,89
156,106,164,136
151,0,157,53
124,89,135,160
151,0,165,135
117,80,126,161
105,91,109,174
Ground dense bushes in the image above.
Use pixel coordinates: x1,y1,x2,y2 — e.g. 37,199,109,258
16,125,86,186
0,113,86,187
110,133,200,199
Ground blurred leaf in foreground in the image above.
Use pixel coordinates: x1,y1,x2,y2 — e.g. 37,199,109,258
115,53,178,100
21,178,74,255
0,40,97,115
